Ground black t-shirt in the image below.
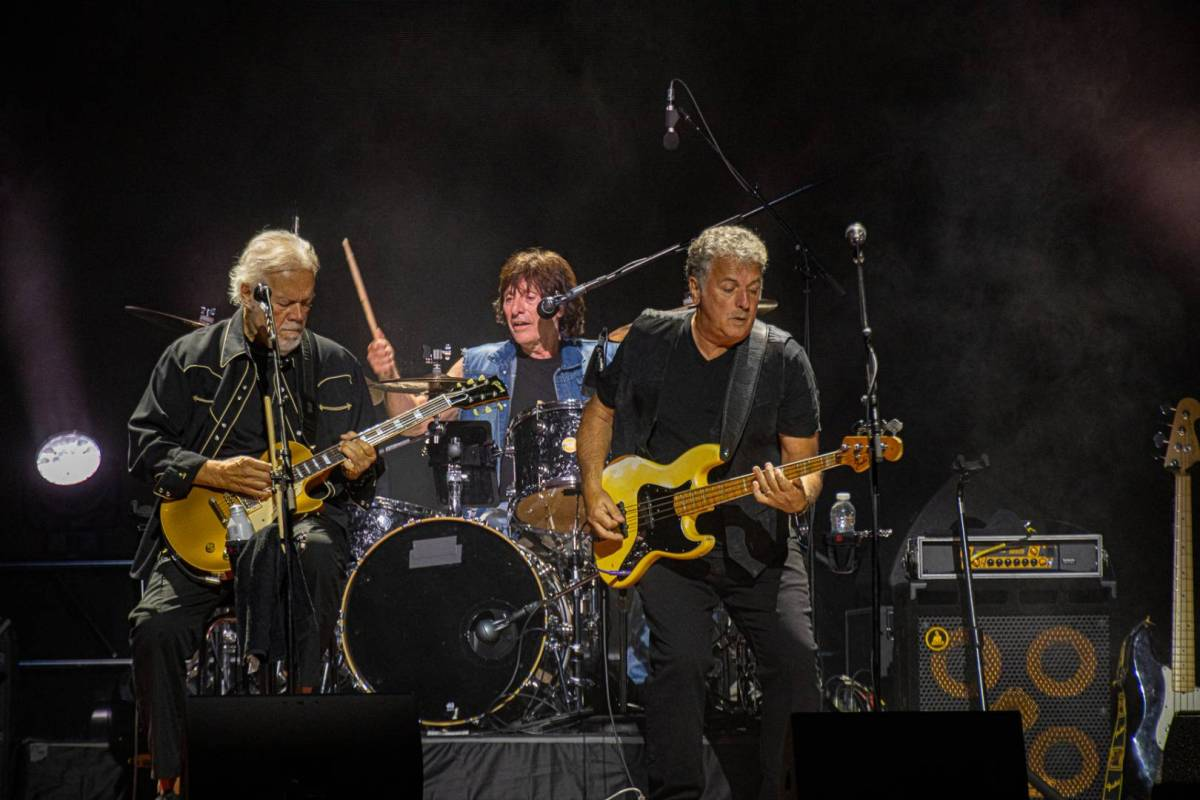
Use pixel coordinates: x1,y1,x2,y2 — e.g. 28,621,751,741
595,325,821,446
644,334,737,466
501,350,561,495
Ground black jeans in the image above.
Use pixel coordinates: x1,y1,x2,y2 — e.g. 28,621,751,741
128,515,348,779
637,553,799,800
778,532,821,714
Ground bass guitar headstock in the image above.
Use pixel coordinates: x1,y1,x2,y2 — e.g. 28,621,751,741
838,435,904,473
1162,398,1199,475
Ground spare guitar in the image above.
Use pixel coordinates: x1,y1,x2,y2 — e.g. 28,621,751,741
1104,397,1198,799
593,434,903,588
159,375,508,581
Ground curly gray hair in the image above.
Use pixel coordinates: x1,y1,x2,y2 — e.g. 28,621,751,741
227,230,321,305
684,225,768,288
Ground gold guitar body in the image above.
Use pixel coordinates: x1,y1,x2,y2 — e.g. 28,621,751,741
159,441,329,576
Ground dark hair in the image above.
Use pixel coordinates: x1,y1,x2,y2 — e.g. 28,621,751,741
491,248,585,337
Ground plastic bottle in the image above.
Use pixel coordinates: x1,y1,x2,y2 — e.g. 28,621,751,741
225,503,254,542
829,492,856,540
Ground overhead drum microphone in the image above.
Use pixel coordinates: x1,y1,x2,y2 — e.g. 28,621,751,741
663,82,680,151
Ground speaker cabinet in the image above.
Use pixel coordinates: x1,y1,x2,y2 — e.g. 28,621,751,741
185,694,421,799
791,710,1028,799
893,579,1113,799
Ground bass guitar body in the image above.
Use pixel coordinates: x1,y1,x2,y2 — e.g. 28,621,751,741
594,443,723,589
1113,619,1169,799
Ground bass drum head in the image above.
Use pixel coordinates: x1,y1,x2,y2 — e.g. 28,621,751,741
340,517,548,726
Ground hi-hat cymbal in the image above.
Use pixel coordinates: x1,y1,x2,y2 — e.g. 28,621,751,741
607,298,778,343
125,305,211,334
367,375,464,394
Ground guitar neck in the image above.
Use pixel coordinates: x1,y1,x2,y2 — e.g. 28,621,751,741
291,394,458,481
674,450,843,517
1172,470,1195,691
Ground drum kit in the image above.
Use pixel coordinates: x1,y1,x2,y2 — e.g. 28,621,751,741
337,393,604,729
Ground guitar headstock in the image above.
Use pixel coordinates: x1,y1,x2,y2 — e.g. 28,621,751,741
838,435,904,473
447,375,510,410
1163,398,1199,475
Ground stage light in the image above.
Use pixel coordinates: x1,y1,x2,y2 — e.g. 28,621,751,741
35,431,101,486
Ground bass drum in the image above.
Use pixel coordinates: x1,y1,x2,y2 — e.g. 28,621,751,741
340,517,557,726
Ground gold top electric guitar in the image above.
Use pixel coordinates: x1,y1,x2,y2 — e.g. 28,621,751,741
593,434,903,588
160,375,507,579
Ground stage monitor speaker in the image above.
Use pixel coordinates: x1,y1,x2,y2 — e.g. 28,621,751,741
893,579,1113,800
791,710,1028,798
1,619,12,800
185,694,421,799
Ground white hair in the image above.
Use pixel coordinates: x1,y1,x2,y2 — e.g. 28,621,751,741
227,230,320,305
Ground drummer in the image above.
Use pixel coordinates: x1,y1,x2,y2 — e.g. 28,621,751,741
367,247,612,501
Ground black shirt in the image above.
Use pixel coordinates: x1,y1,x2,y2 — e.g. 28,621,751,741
500,350,561,496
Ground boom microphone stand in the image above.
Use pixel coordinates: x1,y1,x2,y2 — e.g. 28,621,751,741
253,284,300,691
845,223,903,710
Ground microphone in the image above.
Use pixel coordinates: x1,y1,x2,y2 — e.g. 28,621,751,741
252,282,272,309
537,295,561,320
474,599,541,643
844,222,867,248
663,83,679,151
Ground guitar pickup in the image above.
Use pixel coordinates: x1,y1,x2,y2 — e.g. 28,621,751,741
616,501,629,539
208,498,229,527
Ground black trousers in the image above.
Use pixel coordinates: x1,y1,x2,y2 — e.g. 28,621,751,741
778,532,821,714
637,551,805,800
128,515,348,779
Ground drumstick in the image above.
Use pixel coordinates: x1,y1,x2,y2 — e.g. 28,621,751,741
342,238,380,337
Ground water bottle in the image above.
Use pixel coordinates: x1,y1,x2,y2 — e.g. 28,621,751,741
828,492,857,573
225,503,254,542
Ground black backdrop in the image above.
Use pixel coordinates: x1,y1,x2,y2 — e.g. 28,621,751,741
3,1,1197,690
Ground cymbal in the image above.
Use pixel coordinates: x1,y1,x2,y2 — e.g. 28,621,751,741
606,298,778,343
125,305,211,333
367,375,464,394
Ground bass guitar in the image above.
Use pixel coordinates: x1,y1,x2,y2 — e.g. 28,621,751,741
160,375,508,580
1105,397,1199,798
593,434,903,588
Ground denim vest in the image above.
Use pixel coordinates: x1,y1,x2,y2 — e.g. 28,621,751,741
461,337,604,449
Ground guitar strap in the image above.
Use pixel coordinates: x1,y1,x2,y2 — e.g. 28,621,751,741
718,319,768,463
299,330,319,447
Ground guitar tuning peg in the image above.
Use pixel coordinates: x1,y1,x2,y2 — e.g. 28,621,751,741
1160,403,1176,417
1153,431,1167,449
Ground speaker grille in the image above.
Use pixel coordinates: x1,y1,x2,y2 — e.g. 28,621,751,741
915,614,1109,799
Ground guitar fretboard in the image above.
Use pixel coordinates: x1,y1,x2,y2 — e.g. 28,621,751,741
291,393,460,481
673,451,845,517
1172,469,1195,691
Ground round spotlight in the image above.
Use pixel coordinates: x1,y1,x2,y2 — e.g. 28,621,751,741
36,431,102,486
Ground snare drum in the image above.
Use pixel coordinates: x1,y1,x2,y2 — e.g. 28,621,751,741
507,400,585,534
339,517,563,726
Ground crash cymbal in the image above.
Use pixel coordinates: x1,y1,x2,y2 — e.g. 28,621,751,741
125,305,211,334
607,298,778,343
367,375,464,394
